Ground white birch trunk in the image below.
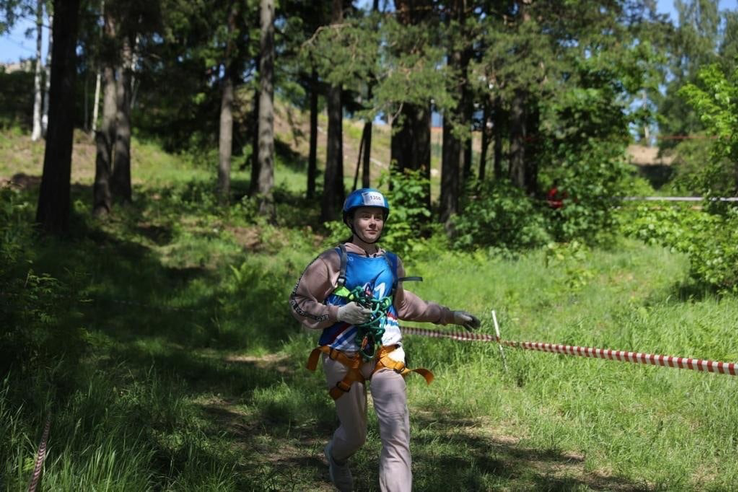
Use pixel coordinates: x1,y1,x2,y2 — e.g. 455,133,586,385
31,0,44,141
91,0,104,135
130,34,140,110
92,70,102,134
42,13,53,137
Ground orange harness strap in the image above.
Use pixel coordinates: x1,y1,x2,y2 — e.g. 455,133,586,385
306,345,434,400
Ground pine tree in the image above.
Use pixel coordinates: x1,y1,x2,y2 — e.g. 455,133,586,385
36,0,81,234
257,0,275,219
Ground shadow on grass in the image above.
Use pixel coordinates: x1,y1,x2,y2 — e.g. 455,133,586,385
28,189,299,353
409,413,649,491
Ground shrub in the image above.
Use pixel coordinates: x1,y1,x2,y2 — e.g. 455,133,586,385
540,139,631,243
451,180,549,253
679,64,738,198
621,203,738,292
380,169,433,259
0,188,87,382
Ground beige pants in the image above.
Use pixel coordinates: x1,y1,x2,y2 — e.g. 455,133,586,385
323,351,412,492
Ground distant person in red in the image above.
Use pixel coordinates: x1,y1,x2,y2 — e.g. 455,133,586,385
547,187,567,210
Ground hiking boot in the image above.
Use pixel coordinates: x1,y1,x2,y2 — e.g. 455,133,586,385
324,442,353,492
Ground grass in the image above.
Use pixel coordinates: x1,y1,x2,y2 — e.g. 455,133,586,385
3,126,738,491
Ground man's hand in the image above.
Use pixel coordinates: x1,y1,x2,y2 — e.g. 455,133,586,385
452,311,481,331
337,302,372,325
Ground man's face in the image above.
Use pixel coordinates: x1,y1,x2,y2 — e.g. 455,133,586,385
352,207,385,243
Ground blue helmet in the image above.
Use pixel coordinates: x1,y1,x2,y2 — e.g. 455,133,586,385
342,188,390,223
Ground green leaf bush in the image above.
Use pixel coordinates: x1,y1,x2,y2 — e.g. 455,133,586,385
451,180,550,253
380,169,434,259
539,140,632,244
0,188,87,382
621,203,738,292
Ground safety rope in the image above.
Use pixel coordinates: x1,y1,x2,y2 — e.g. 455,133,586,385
399,325,738,377
27,411,51,492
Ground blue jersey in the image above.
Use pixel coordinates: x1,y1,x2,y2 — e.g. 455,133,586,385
319,248,402,351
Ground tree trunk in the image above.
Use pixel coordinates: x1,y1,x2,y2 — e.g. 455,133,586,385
415,105,432,210
440,0,467,223
462,138,472,182
36,0,80,235
218,76,234,204
361,117,372,188
440,113,461,223
390,110,407,172
93,5,117,216
460,42,473,184
31,0,44,141
218,3,238,205
391,105,431,172
42,13,53,137
129,34,140,110
493,96,503,180
249,86,260,196
307,67,318,198
84,69,89,131
93,64,117,215
360,0,379,189
508,90,526,189
479,99,490,181
91,0,104,136
92,69,101,134
257,0,275,219
353,128,365,191
322,83,343,221
321,0,344,222
509,0,535,192
525,103,539,195
111,35,133,204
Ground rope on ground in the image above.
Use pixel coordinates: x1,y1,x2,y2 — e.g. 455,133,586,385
27,411,51,492
399,325,738,377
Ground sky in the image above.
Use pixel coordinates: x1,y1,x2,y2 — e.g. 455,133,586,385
1,0,737,64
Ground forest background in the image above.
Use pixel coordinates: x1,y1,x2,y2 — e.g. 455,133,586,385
2,0,738,490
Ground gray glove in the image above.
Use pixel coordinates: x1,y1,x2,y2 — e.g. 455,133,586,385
452,310,481,331
337,302,372,325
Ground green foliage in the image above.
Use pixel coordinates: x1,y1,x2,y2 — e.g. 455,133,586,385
543,240,595,291
379,169,433,260
667,136,721,195
622,204,738,292
679,63,738,196
304,12,451,122
451,180,549,253
0,188,87,380
0,70,33,130
540,139,631,243
373,16,453,115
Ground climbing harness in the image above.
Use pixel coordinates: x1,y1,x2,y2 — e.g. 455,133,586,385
306,244,432,400
306,344,434,400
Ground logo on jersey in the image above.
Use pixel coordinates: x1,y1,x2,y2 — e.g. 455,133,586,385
361,192,384,206
358,271,387,300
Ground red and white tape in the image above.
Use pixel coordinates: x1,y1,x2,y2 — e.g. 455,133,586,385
399,325,737,376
